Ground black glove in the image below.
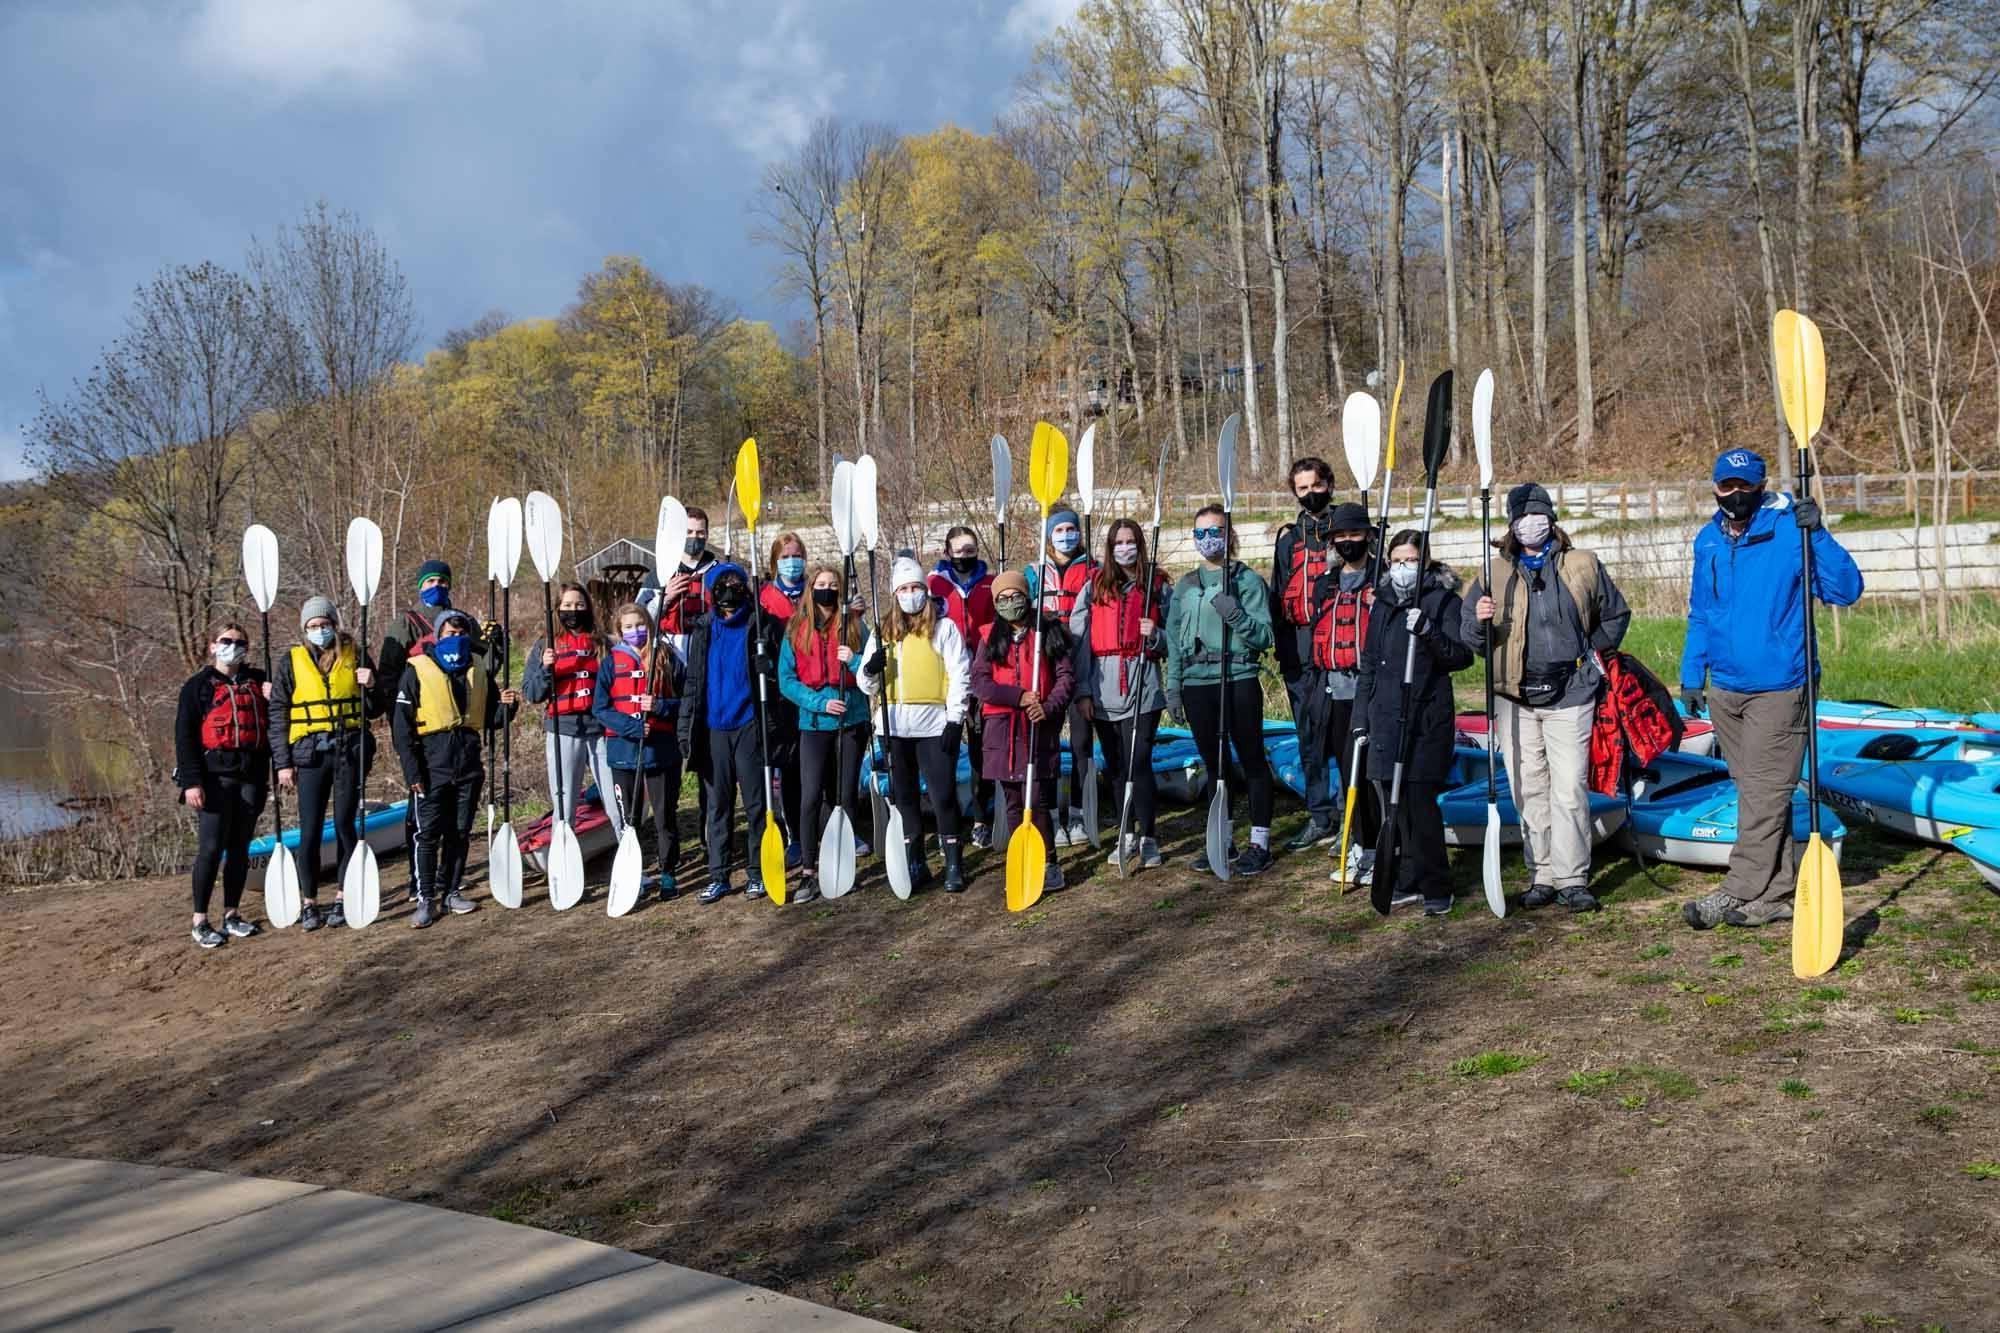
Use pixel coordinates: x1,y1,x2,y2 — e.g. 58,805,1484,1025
941,720,963,755
1211,591,1241,622
1681,686,1707,718
866,647,887,676
1165,690,1185,728
1793,496,1822,532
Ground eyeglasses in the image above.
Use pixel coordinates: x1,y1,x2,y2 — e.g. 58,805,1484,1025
1193,527,1224,541
215,638,248,647
994,597,1028,611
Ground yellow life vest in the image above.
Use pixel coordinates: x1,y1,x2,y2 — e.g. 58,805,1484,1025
887,632,948,706
410,656,490,736
288,644,364,742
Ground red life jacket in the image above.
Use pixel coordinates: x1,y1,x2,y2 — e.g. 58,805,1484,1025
601,645,672,739
792,622,856,691
200,675,268,752
980,629,1056,720
1034,556,1095,618
759,580,800,623
1311,584,1374,672
548,631,598,717
657,561,710,635
1279,532,1333,627
1088,576,1165,694
927,567,994,641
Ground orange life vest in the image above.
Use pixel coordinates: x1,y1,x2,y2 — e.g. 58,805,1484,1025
200,676,268,752
601,644,672,738
547,631,598,717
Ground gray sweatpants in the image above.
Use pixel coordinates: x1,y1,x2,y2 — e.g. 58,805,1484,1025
1712,685,1808,907
1495,697,1595,889
545,730,615,833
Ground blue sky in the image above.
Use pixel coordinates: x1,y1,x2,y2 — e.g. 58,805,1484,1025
0,0,1081,478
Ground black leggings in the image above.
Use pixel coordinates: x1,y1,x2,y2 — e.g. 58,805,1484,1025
799,727,865,861
887,733,961,841
413,775,481,901
966,714,993,823
1183,678,1274,829
1091,710,1161,838
294,737,367,902
611,761,681,874
191,773,266,917
1056,700,1093,820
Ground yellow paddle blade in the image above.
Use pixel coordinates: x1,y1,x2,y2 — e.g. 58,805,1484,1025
1383,361,1407,473
734,438,763,531
1335,790,1358,893
761,812,788,906
1005,821,1046,913
1772,310,1826,449
1028,421,1069,513
1791,834,1843,979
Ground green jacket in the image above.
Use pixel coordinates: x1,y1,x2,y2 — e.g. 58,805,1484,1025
1165,561,1273,695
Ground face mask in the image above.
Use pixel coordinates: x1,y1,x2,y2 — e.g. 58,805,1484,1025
777,556,805,583
713,584,746,613
1513,514,1552,548
1051,528,1080,556
1299,490,1331,516
306,626,336,650
621,627,648,649
684,536,707,558
419,583,450,609
950,553,978,575
896,588,928,615
1717,489,1763,523
1113,542,1139,568
213,642,245,666
995,597,1028,623
558,608,589,631
433,634,470,671
1388,563,1420,597
1194,531,1227,561
1333,539,1369,565
812,587,839,608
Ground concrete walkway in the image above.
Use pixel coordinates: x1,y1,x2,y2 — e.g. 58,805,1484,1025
0,1154,898,1331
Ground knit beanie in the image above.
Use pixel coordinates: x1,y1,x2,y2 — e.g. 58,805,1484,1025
1506,483,1556,523
433,607,474,634
1045,506,1081,540
299,595,338,630
414,558,452,591
991,570,1029,601
891,553,926,592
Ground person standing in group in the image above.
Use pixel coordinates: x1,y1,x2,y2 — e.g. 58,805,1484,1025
391,608,522,928
680,562,780,903
1354,530,1475,915
928,526,996,849
269,595,385,931
1072,518,1169,872
1024,505,1097,847
1165,504,1278,876
1302,503,1382,884
174,623,271,948
1270,457,1343,851
780,563,872,903
1680,448,1863,930
645,506,714,661
759,530,809,869
593,602,683,902
1463,483,1632,913
971,570,1075,892
522,583,614,831
860,555,972,892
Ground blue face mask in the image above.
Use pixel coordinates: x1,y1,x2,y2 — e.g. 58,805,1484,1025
419,583,451,609
433,634,471,672
1051,527,1081,556
777,556,806,584
1194,528,1227,561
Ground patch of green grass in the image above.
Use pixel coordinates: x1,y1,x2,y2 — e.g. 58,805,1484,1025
1451,1050,1542,1079
1780,1078,1814,1100
1619,971,1673,986
1967,975,2000,1003
1962,1161,2000,1180
1560,1064,1699,1102
1639,1002,1673,1024
1801,985,1846,1002
1158,1102,1188,1121
1637,942,1673,960
1058,1289,1086,1310
1917,1104,1958,1130
488,1185,552,1224
1891,1006,1935,1025
1709,952,1744,969
1563,1069,1622,1095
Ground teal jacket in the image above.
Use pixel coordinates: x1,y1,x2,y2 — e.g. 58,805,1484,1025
778,635,869,732
1165,560,1273,695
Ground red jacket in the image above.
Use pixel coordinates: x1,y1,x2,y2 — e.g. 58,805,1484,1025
1591,651,1686,795
970,620,1075,784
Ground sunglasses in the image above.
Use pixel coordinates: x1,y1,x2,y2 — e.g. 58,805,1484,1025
215,637,249,647
1193,526,1224,541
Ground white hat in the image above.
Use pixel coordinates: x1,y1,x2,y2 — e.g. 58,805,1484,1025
891,554,925,592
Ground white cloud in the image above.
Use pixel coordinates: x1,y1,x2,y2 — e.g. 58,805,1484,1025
184,0,483,93
698,1,844,160
1001,0,1084,46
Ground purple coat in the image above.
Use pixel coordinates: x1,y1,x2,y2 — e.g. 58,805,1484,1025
970,622,1074,784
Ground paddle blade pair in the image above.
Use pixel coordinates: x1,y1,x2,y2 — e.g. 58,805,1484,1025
1791,834,1843,978
1472,368,1496,489
1004,819,1046,913
1028,422,1069,512
548,821,585,910
488,497,524,590
524,491,564,584
345,518,384,609
1341,394,1381,494
818,806,858,899
760,812,788,905
242,525,279,614
1481,803,1505,918
490,825,524,909
342,843,381,928
1773,310,1826,450
264,846,301,928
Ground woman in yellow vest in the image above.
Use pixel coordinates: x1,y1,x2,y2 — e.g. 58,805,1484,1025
269,594,386,930
858,554,971,891
390,608,522,928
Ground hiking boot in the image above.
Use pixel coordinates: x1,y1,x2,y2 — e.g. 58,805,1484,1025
223,914,259,938
743,878,767,901
970,822,992,850
907,837,934,890
1141,838,1163,868
1682,889,1743,930
698,880,731,904
411,897,441,929
1192,845,1238,875
1044,864,1066,892
1390,890,1424,911
1723,897,1793,927
1520,883,1560,909
1557,886,1601,914
1423,897,1453,917
1287,819,1335,852
445,890,477,915
299,900,323,931
1234,844,1274,877
192,922,226,949
792,876,821,905
324,901,347,930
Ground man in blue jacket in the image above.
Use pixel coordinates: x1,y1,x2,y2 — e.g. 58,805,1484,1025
1680,448,1863,929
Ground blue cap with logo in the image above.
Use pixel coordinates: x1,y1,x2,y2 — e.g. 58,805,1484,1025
1712,449,1766,485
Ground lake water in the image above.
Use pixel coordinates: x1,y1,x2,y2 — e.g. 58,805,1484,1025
0,645,126,839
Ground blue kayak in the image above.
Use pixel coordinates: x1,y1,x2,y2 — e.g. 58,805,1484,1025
1622,751,1845,869
1815,700,2000,734
859,725,1223,809
246,800,408,869
1814,728,2000,885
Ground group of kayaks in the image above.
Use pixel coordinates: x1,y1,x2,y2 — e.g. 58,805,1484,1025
248,699,2000,888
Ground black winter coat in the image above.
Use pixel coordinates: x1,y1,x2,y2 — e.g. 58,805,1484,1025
1353,565,1475,783
390,662,515,789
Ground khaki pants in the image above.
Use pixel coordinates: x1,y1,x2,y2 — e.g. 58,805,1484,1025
1711,685,1808,907
1496,697,1595,889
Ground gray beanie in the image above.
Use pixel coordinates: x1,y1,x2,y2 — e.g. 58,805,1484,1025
1506,483,1557,523
300,595,338,630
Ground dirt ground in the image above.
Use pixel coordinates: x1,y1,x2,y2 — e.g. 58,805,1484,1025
3,800,1996,1332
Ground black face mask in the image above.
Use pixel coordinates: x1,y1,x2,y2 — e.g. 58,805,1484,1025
684,536,708,557
1299,490,1331,516
1333,539,1369,565
558,609,590,631
812,587,839,608
1717,489,1763,523
950,554,978,575
713,584,746,613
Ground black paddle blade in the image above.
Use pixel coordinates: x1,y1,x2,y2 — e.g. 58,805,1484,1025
1421,370,1453,484
1370,815,1400,915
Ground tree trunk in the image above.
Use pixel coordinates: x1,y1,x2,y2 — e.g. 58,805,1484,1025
1567,0,1594,460
1532,0,1552,422
1731,0,1793,468
813,305,829,493
1441,124,1462,462
1791,0,1827,314
1248,0,1294,474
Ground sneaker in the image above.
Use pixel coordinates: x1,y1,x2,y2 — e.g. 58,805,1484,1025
1722,898,1793,927
854,835,873,858
744,879,767,900
223,915,259,938
792,877,821,905
1044,864,1066,891
970,823,992,850
1520,883,1560,909
1423,897,1453,917
1556,886,1601,914
1287,819,1335,852
1066,819,1090,848
1234,844,1274,877
1390,890,1424,911
1682,889,1743,930
192,922,225,949
325,901,347,930
1107,835,1137,870
412,897,440,929
299,901,323,932
1141,838,1164,868
1052,821,1074,848
1192,845,1238,874
445,890,478,915
698,880,731,904
655,872,679,902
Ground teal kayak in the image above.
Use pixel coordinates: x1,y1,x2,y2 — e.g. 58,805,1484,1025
1815,729,2000,884
1622,751,1845,870
246,800,408,869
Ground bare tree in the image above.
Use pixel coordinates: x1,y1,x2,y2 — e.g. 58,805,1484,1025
757,122,840,491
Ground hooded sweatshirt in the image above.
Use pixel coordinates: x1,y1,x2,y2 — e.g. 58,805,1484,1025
702,563,756,732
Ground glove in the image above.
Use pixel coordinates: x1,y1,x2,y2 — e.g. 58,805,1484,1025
941,720,963,755
1404,607,1426,635
866,647,887,676
1211,591,1241,622
1165,690,1185,728
1681,686,1707,718
1793,496,1822,532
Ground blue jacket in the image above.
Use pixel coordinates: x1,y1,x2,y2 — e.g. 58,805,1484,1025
591,643,680,772
778,635,870,732
1682,493,1863,694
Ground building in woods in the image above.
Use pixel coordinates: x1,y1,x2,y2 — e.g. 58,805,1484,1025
574,537,661,608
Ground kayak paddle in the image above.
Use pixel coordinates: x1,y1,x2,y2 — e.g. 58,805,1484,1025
243,523,300,929
1343,391,1382,497
1008,420,1068,912
736,439,790,906
488,496,525,909
1371,363,1406,587
342,515,384,928
1117,441,1172,877
1334,732,1368,892
819,460,861,900
990,434,1014,849
1204,412,1242,883
525,489,585,910
1075,421,1100,850
854,451,910,899
1472,367,1505,919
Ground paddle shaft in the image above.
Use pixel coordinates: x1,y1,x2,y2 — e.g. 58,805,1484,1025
1797,446,1824,837
502,585,513,825
1480,486,1497,804
1215,525,1234,819
356,599,369,855
259,609,285,845
1119,518,1165,849
542,581,565,827
1376,483,1442,900
486,575,497,824
747,533,785,845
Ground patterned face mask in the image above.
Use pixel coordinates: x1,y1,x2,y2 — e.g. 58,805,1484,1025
1512,514,1551,547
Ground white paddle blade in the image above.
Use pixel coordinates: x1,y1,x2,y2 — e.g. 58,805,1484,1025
607,829,643,917
655,496,689,576
854,454,881,552
490,824,524,908
524,490,564,584
991,434,1012,524
548,821,585,910
1079,758,1101,849
1472,368,1496,487
1217,414,1241,511
818,806,857,899
1076,423,1096,517
343,844,381,928
242,524,279,614
1205,781,1233,881
830,462,856,557
485,499,505,583
1341,393,1382,493
265,845,301,928
492,497,524,590
883,803,912,899
344,517,384,608
1482,805,1505,918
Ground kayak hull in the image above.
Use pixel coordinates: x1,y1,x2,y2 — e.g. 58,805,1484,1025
516,799,619,874
1621,751,1846,869
246,800,408,870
